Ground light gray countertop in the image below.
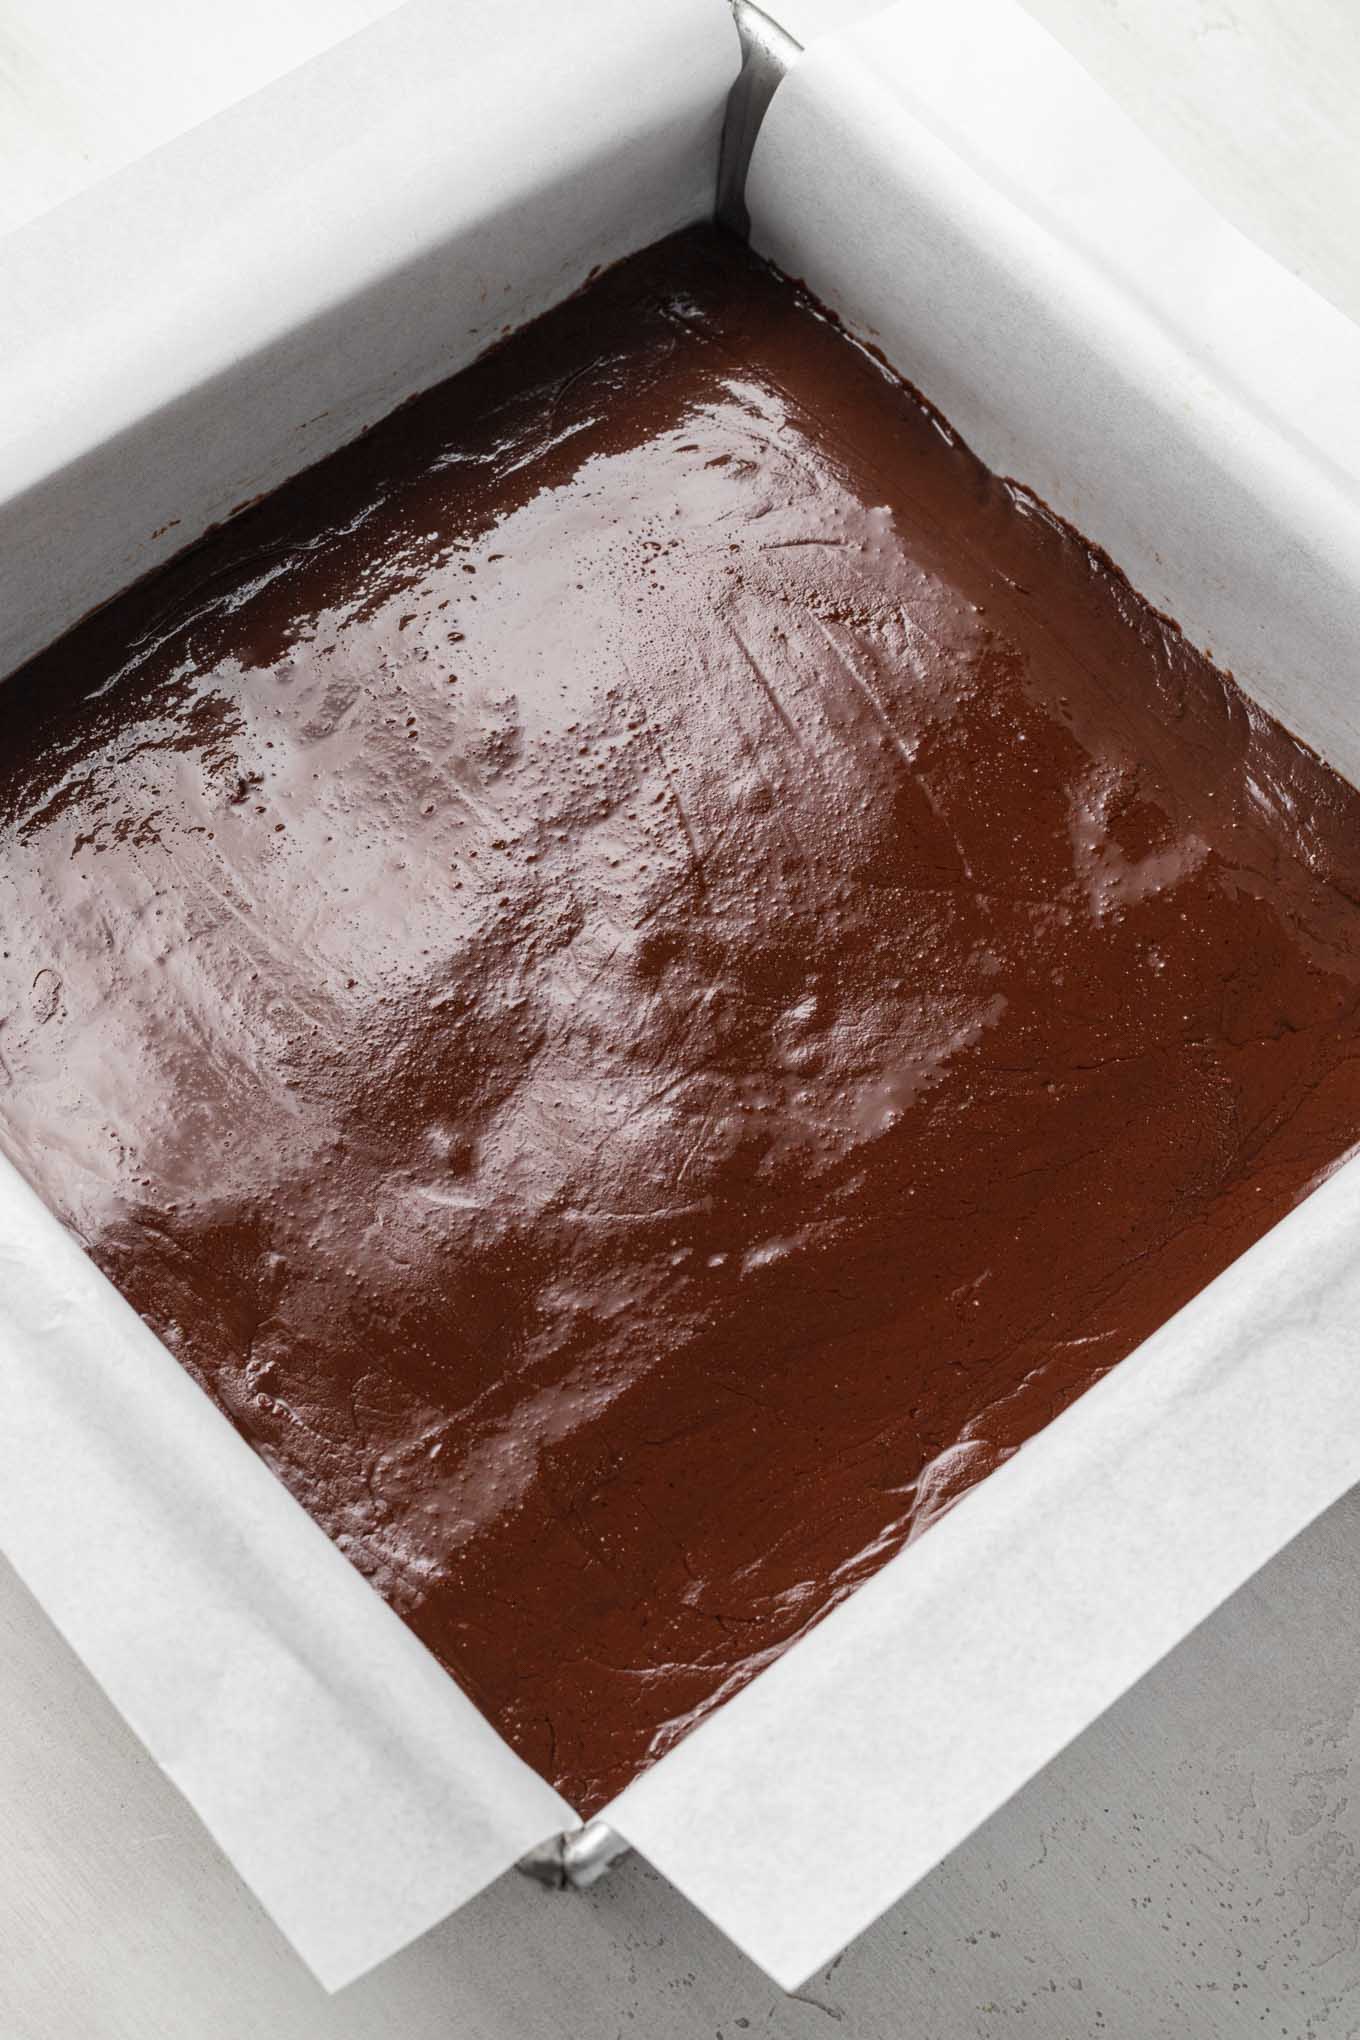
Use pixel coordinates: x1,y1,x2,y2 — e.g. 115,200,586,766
3,3,1359,2033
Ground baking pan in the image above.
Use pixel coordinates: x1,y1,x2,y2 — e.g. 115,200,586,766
1,0,1358,1995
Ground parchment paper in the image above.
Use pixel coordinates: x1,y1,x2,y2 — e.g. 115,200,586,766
0,1163,572,1992
604,0,1360,1988
6,0,1360,1998
748,0,1360,781
0,0,739,678
0,0,738,1990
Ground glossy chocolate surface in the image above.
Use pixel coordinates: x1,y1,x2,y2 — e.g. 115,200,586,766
5,229,1360,1813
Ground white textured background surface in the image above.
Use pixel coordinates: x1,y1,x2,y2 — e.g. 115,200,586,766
0,0,405,233
3,1,1360,2032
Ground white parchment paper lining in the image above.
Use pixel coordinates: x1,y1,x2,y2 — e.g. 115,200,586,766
3,0,1360,1999
0,0,739,677
603,0,1360,1990
0,0,738,1992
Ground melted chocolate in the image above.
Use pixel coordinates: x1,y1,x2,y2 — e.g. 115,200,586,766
4,229,1360,1813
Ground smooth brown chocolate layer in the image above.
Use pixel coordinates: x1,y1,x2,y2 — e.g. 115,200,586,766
4,229,1360,1813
